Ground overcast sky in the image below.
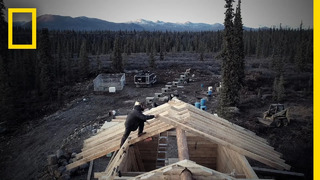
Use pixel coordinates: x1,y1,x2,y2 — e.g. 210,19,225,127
3,0,313,28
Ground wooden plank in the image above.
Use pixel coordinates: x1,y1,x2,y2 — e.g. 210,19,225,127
188,112,282,158
86,103,171,145
185,115,284,163
186,104,267,143
168,106,276,158
120,172,146,176
173,108,283,163
252,167,305,177
158,113,290,170
188,143,218,149
189,152,217,157
111,119,126,122
84,119,163,150
114,115,127,119
94,172,106,179
133,146,146,172
113,176,133,180
185,121,285,167
119,146,133,172
186,113,277,155
189,157,217,164
234,151,259,178
87,161,94,180
105,137,131,176
66,123,174,170
84,123,125,144
217,145,245,175
80,121,168,159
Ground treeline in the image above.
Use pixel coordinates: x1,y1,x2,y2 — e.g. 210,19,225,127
41,27,313,61
0,21,313,124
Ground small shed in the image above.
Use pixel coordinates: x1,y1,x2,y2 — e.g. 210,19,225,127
93,73,125,92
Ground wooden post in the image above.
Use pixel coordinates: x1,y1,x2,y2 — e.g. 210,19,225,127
176,128,192,180
87,161,94,180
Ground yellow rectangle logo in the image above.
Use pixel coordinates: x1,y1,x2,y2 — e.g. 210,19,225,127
8,8,37,49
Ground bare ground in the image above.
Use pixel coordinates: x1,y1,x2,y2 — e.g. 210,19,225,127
0,53,313,180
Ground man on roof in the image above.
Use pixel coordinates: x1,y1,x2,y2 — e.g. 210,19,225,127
120,101,157,146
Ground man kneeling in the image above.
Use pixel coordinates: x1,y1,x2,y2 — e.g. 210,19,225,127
120,101,156,146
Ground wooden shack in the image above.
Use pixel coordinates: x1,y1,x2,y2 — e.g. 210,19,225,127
67,99,291,180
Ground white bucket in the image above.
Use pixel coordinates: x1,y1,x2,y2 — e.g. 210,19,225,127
109,87,116,93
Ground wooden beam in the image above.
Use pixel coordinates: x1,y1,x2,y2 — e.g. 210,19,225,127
252,167,304,177
187,112,282,159
120,172,146,176
133,146,146,172
87,161,94,180
158,113,290,170
185,118,285,164
66,123,174,170
176,128,190,160
165,108,286,164
176,127,192,180
79,121,169,158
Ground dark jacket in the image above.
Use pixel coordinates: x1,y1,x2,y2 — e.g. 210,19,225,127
125,105,155,130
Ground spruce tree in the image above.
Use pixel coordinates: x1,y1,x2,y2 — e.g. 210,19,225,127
149,46,156,69
272,76,285,102
0,0,8,97
294,22,307,72
96,55,102,74
219,0,240,114
112,36,123,72
38,28,54,100
277,75,285,102
272,77,278,101
233,0,245,86
159,35,165,60
0,0,6,55
79,39,89,78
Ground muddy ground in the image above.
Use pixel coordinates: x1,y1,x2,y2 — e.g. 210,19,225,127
0,53,313,180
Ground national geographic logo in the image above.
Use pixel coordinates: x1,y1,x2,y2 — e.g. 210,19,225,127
8,8,37,49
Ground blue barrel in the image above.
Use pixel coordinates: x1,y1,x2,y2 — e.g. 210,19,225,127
200,105,207,111
200,98,206,106
208,90,212,96
195,102,201,109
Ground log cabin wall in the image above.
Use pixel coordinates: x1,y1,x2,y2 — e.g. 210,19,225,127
136,136,159,171
187,136,217,170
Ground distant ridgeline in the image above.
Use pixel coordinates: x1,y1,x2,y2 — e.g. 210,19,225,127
2,23,313,124
17,14,228,31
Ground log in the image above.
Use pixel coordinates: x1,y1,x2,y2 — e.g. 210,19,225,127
176,127,192,180
176,128,190,160
87,161,94,180
252,167,304,177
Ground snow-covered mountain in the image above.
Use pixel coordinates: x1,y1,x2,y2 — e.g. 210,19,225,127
20,14,257,31
131,18,225,31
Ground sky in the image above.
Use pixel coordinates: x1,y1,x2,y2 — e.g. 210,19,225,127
3,0,313,28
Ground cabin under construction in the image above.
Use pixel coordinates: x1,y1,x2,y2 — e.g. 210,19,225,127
66,99,291,180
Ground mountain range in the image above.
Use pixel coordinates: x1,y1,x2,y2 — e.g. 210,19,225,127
17,14,257,31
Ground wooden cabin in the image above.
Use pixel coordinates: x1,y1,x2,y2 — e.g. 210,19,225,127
66,99,291,180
